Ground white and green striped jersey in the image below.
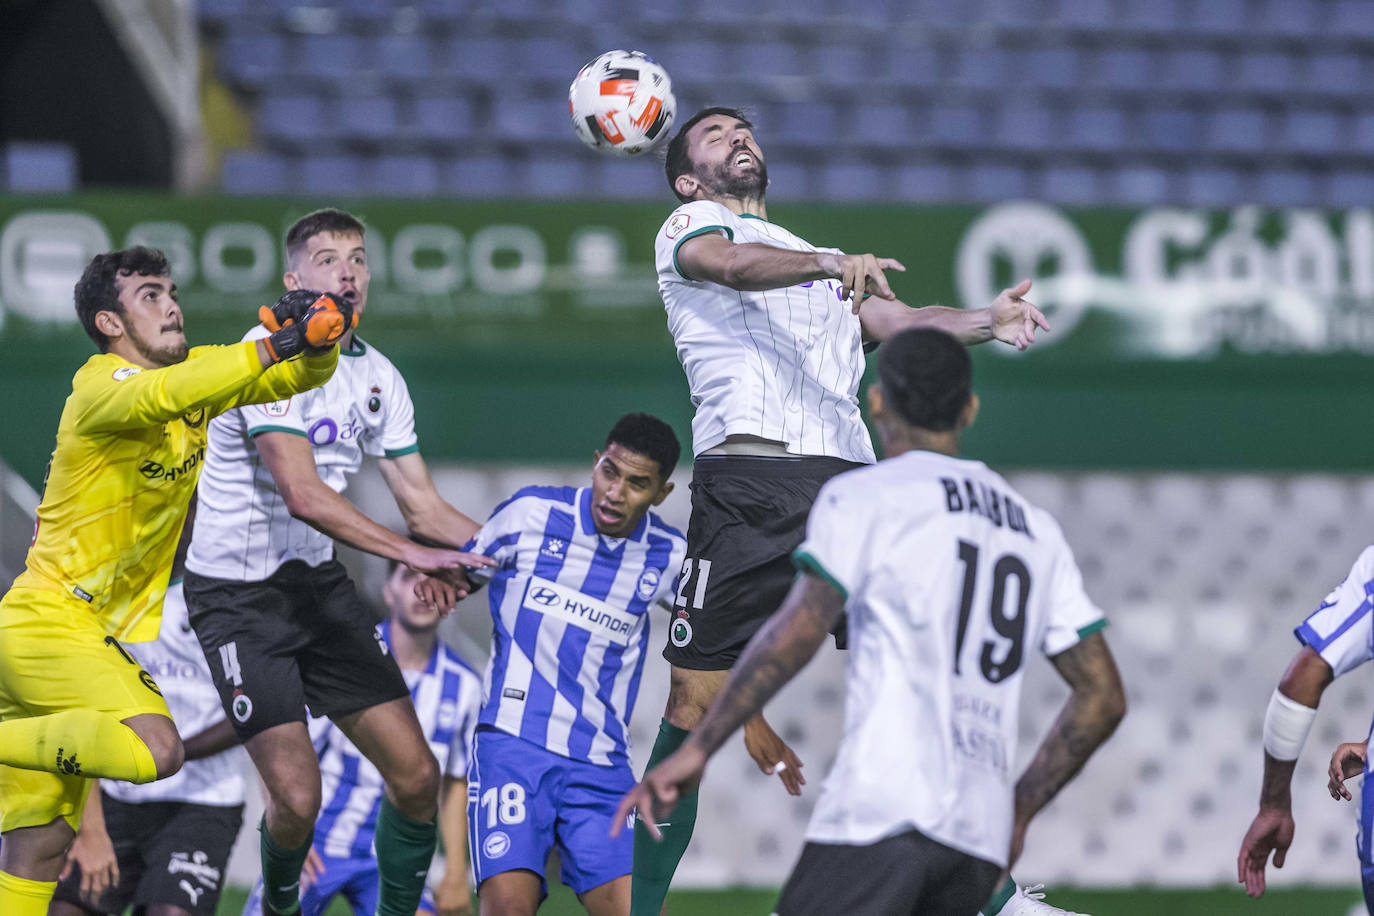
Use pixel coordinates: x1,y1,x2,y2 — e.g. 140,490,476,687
186,326,418,581
795,449,1106,867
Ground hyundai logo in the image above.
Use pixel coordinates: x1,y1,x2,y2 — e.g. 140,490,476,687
529,587,560,606
139,461,166,479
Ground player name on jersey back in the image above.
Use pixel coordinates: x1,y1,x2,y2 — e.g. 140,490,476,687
940,476,1034,538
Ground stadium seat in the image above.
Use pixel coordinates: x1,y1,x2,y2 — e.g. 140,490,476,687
928,103,984,145
1354,114,1374,153
219,32,289,88
1234,50,1295,91
374,34,434,81
1024,46,1081,90
1117,0,1181,31
1069,106,1127,151
494,96,568,142
771,101,840,147
911,0,974,28
349,95,402,144
866,103,915,148
300,154,366,195
1280,110,1346,154
1255,0,1320,35
1256,169,1316,206
412,0,472,22
220,149,293,195
1161,49,1224,91
257,92,334,143
881,41,940,88
748,41,805,79
1042,165,1101,204
1092,47,1155,90
371,154,441,197
966,163,1029,201
1205,107,1268,152
412,95,477,145
446,36,512,80
818,161,884,201
761,161,813,199
0,142,78,192
1110,165,1174,205
1190,0,1246,34
1051,0,1113,28
1182,168,1244,206
1327,171,1374,207
994,102,1056,151
445,155,517,197
516,37,587,82
1331,0,1374,37
593,158,668,199
1305,52,1362,97
955,46,1009,90
1141,106,1199,152
297,35,366,81
520,154,591,198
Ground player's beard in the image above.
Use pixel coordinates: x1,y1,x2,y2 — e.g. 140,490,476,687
699,157,768,202
126,323,189,367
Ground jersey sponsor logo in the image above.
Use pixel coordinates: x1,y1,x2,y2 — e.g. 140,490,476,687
670,615,692,648
665,213,690,239
520,576,637,645
264,398,291,417
231,691,253,723
111,365,142,381
138,447,205,484
636,567,661,601
483,830,511,859
540,536,567,560
167,850,222,888
307,415,363,447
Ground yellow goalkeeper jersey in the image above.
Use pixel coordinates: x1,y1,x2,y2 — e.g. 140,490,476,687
10,340,337,642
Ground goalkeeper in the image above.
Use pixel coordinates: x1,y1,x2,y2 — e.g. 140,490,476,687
0,246,350,916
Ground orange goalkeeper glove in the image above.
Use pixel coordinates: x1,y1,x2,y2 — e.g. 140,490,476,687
258,290,357,362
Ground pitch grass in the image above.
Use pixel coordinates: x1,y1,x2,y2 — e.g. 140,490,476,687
216,884,1369,915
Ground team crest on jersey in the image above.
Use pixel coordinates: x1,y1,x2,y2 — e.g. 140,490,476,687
484,831,511,859
264,398,291,418
636,567,661,601
665,213,690,239
541,536,567,559
368,385,382,413
112,366,142,381
231,691,253,723
438,701,457,729
670,615,693,647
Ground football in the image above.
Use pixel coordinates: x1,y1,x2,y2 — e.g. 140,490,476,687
569,50,676,157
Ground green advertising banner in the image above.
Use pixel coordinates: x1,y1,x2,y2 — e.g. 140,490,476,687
3,192,1373,486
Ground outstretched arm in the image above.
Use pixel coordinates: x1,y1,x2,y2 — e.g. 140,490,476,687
676,232,904,304
377,451,482,549
1010,632,1125,868
613,573,843,836
1238,646,1334,897
859,279,1048,349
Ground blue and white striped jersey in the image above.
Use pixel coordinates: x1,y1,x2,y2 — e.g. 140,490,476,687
1295,546,1374,679
312,622,481,860
467,486,687,768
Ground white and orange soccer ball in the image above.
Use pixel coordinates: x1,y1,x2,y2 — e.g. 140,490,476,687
569,50,676,157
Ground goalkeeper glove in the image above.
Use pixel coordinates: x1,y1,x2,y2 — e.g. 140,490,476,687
258,290,356,362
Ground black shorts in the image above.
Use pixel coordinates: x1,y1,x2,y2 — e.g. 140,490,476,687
776,827,1002,916
185,558,410,740
663,455,863,671
52,793,243,916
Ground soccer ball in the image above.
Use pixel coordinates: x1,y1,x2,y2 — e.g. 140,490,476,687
569,50,676,157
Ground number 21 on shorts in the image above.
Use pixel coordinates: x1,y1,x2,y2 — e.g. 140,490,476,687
676,557,712,610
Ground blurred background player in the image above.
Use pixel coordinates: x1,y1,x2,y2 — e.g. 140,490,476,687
182,208,493,916
50,568,248,916
619,328,1126,916
242,558,483,916
636,106,1054,916
0,247,345,916
463,413,687,916
1238,545,1374,907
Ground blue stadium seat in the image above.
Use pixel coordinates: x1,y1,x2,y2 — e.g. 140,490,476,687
1234,51,1295,91
771,101,839,146
697,0,758,23
445,155,517,197
981,0,1042,27
749,41,805,79
301,154,366,195
1357,114,1374,153
1025,47,1080,90
994,103,1055,151
199,0,253,23
219,32,289,88
371,154,440,197
882,42,940,88
894,163,958,203
1190,0,1246,33
1051,0,1113,28
762,161,812,198
447,37,511,80
1327,171,1374,206
1069,106,1126,151
1162,49,1224,91
517,37,587,82
956,46,1009,89
221,150,292,195
494,96,568,142
522,154,591,198
297,35,366,81
819,161,884,201
413,0,471,20
1256,0,1320,34
1141,107,1199,152
1110,165,1173,205
412,95,477,144
1281,110,1345,154
593,158,668,199
1256,169,1316,206
1093,48,1155,90
966,164,1029,201
656,39,730,84
1042,165,1100,205
1205,108,1268,152
867,103,915,148
1,142,78,192
1117,0,1181,31
1306,53,1362,96
1332,0,1374,37
374,35,433,81
257,93,334,143
813,42,869,87
1183,167,1245,206
911,0,976,28
488,0,544,21
928,104,984,145
350,95,401,144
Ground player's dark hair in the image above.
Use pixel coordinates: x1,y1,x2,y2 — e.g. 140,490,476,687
877,329,973,432
665,107,753,203
285,208,366,267
606,412,681,480
73,246,171,352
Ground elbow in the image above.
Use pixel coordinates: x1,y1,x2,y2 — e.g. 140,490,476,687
279,484,320,523
1104,685,1127,733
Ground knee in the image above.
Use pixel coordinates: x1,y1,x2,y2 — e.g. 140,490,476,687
388,749,441,813
128,714,184,781
478,881,538,916
267,779,321,840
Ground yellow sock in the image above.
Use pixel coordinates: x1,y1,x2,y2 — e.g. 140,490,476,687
0,708,158,783
0,869,58,916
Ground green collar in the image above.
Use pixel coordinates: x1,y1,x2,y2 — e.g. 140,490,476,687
340,337,367,357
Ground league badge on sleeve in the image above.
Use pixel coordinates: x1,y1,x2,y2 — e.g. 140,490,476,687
264,398,291,418
666,213,690,240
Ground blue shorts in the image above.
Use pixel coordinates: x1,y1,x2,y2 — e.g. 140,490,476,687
1361,769,1374,911
467,727,635,895
241,855,437,916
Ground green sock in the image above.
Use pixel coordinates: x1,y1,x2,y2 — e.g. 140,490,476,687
631,719,698,916
374,797,438,916
981,876,1017,916
260,816,311,915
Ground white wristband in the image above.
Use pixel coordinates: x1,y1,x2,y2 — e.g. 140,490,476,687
1263,688,1317,762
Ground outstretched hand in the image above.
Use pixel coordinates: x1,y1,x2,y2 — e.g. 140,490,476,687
611,743,709,840
990,279,1049,350
838,253,906,313
1328,740,1368,801
743,715,805,796
1236,807,1295,897
405,547,495,614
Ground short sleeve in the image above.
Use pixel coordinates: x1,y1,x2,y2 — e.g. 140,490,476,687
654,200,736,282
792,479,865,601
364,359,418,459
1295,548,1374,678
1040,537,1109,657
236,324,311,439
462,491,534,582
